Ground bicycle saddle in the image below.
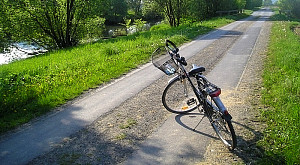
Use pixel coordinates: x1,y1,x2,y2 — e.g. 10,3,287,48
189,64,205,76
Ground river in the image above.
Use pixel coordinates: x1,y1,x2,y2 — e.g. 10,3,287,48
0,22,156,65
0,42,47,65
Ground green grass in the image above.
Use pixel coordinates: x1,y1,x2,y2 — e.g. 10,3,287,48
259,13,300,164
0,13,251,134
119,118,137,129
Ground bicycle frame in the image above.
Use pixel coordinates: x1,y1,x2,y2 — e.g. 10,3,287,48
158,39,236,149
173,60,232,121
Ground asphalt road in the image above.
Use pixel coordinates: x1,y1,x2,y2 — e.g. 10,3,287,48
0,8,274,165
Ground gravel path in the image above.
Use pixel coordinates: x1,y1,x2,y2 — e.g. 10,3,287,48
28,18,271,165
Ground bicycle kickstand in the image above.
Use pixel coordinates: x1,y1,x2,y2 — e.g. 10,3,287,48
192,114,206,131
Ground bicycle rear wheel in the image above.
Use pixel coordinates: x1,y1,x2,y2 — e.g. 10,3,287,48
210,107,237,150
162,76,199,114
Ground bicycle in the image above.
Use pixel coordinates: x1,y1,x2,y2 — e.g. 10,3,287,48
152,40,237,150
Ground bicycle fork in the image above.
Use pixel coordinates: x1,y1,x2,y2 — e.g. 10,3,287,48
182,78,188,97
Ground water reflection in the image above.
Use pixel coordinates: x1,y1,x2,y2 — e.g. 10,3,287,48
0,42,47,65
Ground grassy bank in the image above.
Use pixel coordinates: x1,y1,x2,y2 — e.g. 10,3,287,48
259,13,300,164
0,13,251,134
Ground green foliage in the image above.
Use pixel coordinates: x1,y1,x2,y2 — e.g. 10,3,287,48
122,18,132,29
263,0,273,6
186,0,208,21
133,19,147,32
0,0,14,52
149,0,253,26
3,0,94,48
142,0,163,21
218,0,239,10
126,0,143,17
0,0,107,49
83,17,106,40
150,24,171,31
245,0,263,9
236,0,247,10
0,14,250,134
277,0,300,19
152,0,188,27
260,14,300,164
0,0,258,52
97,0,127,24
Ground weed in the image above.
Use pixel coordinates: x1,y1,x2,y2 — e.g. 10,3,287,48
115,133,127,140
119,118,137,129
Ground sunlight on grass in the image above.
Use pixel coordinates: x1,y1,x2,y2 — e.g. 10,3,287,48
259,14,300,164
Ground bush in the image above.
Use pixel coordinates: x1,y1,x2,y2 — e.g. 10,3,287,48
150,23,171,31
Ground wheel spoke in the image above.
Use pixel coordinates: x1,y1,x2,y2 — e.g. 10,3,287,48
162,77,199,114
210,109,237,149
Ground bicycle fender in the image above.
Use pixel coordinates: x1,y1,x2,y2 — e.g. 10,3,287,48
212,97,226,112
167,75,180,84
212,96,232,121
222,113,232,121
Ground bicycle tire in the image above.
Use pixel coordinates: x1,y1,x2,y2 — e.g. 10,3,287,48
162,76,199,114
210,107,237,150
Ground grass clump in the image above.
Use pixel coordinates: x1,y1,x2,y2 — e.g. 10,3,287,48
119,118,137,129
150,23,171,31
0,14,250,134
259,13,300,164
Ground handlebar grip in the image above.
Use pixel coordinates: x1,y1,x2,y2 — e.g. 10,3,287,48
166,40,179,53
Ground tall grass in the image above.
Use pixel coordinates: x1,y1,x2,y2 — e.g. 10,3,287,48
0,14,250,134
259,13,300,164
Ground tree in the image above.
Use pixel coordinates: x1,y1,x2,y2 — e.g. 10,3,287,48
202,0,219,17
278,0,300,18
186,0,208,21
1,0,105,49
96,0,127,25
142,0,163,21
126,0,143,17
0,0,11,52
218,0,235,10
245,0,263,9
236,0,247,10
152,0,188,27
263,0,273,6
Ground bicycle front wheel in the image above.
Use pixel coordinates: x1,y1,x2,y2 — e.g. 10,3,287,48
210,109,237,150
162,76,199,114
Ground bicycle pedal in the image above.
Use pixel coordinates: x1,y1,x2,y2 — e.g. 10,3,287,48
187,98,196,106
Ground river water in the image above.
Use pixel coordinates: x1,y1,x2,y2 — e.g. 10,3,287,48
0,23,155,65
0,42,47,65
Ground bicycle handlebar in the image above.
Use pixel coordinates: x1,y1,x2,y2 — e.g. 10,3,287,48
166,40,179,54
166,40,187,66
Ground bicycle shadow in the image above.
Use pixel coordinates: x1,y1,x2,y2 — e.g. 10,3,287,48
174,112,218,140
174,112,286,164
